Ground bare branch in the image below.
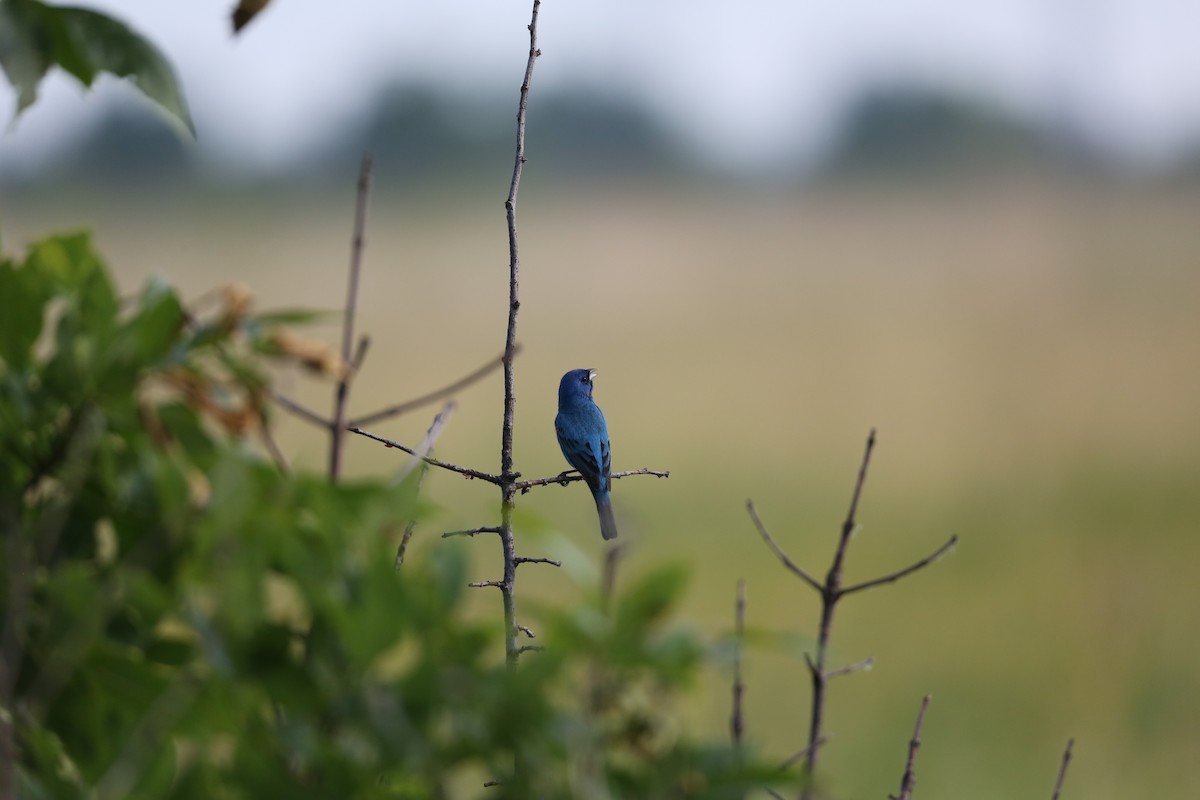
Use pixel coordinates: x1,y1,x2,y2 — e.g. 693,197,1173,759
391,402,455,485
515,466,669,493
516,624,536,639
515,645,543,655
1051,738,1075,800
731,579,746,750
746,499,822,593
891,694,932,800
824,656,873,681
330,153,373,481
349,349,514,428
349,427,502,484
840,535,958,596
271,391,330,429
514,556,561,567
442,526,503,539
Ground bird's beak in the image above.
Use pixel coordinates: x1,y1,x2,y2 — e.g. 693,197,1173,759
587,369,597,381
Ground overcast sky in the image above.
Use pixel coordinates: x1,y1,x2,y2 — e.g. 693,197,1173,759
3,0,1200,177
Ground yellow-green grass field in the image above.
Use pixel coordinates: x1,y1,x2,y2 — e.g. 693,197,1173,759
7,176,1200,798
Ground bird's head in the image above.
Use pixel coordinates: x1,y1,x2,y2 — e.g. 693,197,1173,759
558,368,596,405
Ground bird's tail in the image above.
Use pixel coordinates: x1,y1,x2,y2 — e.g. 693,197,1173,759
595,493,618,541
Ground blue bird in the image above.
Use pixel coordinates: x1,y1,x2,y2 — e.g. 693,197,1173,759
555,368,618,540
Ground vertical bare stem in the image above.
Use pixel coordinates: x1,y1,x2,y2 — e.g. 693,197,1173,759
329,153,373,481
498,0,541,668
1050,738,1075,800
893,694,932,800
731,579,747,751
802,428,877,798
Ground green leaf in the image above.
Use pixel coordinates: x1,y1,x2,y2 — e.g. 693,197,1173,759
0,255,49,371
115,276,186,366
0,0,55,113
24,231,104,292
0,0,194,135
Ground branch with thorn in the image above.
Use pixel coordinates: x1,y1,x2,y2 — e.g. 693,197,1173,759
515,467,669,494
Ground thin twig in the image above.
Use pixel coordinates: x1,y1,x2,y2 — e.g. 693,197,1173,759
258,426,289,472
330,153,373,481
349,427,502,484
470,580,504,589
891,695,932,800
395,407,454,568
271,391,329,429
841,535,959,596
779,737,828,771
746,500,822,593
516,624,536,639
442,526,504,539
824,656,873,681
349,349,514,428
1050,738,1075,800
395,461,427,568
515,466,669,493
391,402,456,486
731,579,746,750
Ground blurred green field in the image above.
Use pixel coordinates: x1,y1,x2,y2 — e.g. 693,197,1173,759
6,176,1200,798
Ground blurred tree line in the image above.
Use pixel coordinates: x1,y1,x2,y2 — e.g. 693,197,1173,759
11,79,1153,190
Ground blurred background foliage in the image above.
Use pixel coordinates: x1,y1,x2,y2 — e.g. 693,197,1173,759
4,2,1200,799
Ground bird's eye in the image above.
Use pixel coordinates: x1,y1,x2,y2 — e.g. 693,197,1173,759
581,374,590,383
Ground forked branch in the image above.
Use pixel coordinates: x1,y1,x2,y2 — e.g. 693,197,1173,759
330,153,373,481
746,429,957,799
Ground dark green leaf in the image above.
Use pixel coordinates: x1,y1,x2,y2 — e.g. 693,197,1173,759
0,255,48,371
115,277,186,366
0,0,193,135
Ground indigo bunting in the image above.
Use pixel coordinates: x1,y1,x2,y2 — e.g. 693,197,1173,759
555,368,618,540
